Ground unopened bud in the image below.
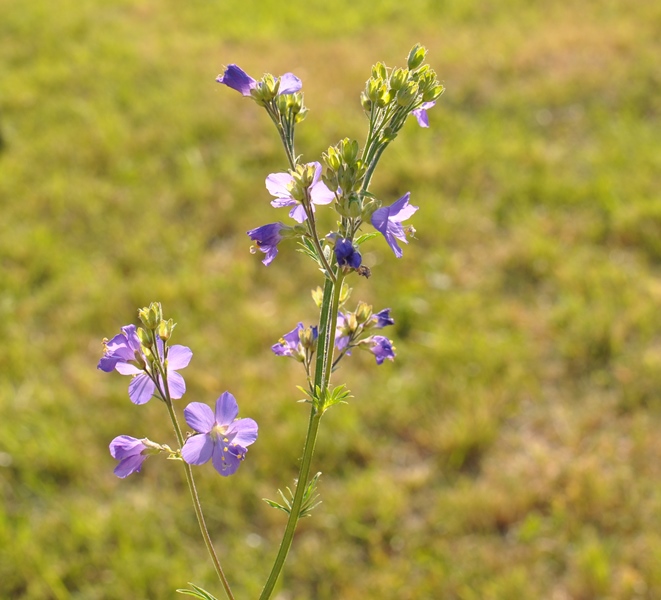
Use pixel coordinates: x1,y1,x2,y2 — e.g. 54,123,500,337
390,68,409,91
396,81,419,107
158,318,175,341
355,301,373,324
407,44,426,70
137,327,151,346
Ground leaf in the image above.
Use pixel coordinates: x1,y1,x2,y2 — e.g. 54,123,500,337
176,582,219,599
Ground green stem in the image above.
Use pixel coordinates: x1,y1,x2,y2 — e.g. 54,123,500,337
259,272,343,600
163,390,235,600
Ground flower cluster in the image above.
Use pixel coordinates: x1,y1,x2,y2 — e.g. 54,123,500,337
223,46,442,273
100,303,258,478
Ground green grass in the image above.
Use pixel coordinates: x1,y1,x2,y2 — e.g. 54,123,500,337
1,0,661,598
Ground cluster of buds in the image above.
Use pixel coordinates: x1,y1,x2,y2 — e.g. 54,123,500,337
360,44,444,118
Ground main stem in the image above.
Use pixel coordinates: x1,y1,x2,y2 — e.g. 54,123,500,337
259,272,344,600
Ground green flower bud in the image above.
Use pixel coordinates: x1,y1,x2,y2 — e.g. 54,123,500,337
396,81,419,107
360,92,372,114
390,68,409,91
366,78,381,103
345,192,362,218
137,327,151,346
376,84,392,108
299,326,317,352
423,84,445,103
295,107,308,123
355,301,373,324
407,44,426,70
361,198,380,221
340,138,360,164
372,62,387,80
138,302,161,330
324,146,342,172
158,318,175,341
311,286,324,308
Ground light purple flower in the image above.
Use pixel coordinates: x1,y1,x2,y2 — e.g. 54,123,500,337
98,324,192,405
412,101,435,128
216,65,302,97
370,192,419,258
109,435,150,478
181,392,258,477
247,222,286,266
272,322,317,360
368,335,396,365
373,308,394,328
266,162,334,223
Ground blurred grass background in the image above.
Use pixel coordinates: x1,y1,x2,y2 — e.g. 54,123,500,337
1,0,661,598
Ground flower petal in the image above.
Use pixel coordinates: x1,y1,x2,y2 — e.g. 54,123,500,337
216,64,257,97
115,362,143,376
310,181,335,206
228,418,258,447
182,433,214,465
214,392,239,426
114,454,147,478
167,370,186,399
109,435,143,460
278,72,302,95
265,172,294,198
288,204,309,223
184,402,215,434
129,374,155,405
168,345,192,370
211,443,243,476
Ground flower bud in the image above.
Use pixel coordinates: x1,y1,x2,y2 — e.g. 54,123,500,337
423,84,445,103
396,81,419,107
390,68,409,91
137,327,151,346
324,146,342,172
407,44,426,70
340,138,359,164
372,62,387,80
138,302,161,330
311,286,324,308
366,78,381,103
158,318,175,341
360,92,372,114
355,301,373,324
299,325,318,352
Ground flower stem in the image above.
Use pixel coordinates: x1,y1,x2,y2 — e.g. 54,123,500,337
259,272,343,600
164,396,235,600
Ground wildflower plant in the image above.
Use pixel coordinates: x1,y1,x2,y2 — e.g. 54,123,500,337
99,45,443,599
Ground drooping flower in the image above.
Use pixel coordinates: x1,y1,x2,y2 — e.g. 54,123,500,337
109,435,150,478
334,238,362,269
372,308,394,328
181,392,258,477
216,65,302,97
98,325,192,405
370,192,419,258
247,222,287,266
266,162,334,223
272,322,317,361
412,101,436,128
367,335,396,365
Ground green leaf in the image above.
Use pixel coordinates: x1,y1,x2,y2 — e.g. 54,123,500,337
176,583,219,599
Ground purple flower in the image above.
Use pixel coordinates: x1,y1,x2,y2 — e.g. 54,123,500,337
247,222,286,266
370,192,419,258
109,435,150,478
373,308,394,328
98,325,192,405
266,162,334,223
412,101,436,128
272,322,317,360
334,238,362,268
216,65,302,97
181,392,258,477
368,335,396,365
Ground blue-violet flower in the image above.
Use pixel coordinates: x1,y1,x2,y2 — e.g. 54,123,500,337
247,222,287,266
109,435,150,478
367,335,396,365
412,101,436,128
216,65,302,97
181,392,258,477
334,238,362,269
370,192,419,258
98,325,192,405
